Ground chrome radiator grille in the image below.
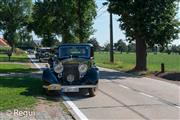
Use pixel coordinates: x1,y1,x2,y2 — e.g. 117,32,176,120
63,64,79,82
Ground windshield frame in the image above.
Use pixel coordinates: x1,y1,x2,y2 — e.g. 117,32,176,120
58,45,91,59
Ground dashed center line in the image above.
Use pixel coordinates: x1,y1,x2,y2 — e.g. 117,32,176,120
115,81,180,109
175,106,180,109
118,84,154,98
118,84,130,89
139,92,154,98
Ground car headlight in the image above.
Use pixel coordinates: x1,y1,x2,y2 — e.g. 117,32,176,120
54,63,63,73
78,64,88,73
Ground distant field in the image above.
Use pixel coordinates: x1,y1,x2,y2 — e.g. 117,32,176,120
95,52,180,72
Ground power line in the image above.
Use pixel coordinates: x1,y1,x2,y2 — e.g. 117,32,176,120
97,5,105,13
96,0,107,2
96,10,107,19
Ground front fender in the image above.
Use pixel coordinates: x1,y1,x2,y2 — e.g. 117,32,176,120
42,68,59,84
85,67,99,83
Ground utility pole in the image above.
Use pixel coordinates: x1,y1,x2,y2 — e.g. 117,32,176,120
109,12,114,63
103,2,114,63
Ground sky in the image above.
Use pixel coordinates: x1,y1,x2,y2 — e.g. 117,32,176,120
93,0,180,46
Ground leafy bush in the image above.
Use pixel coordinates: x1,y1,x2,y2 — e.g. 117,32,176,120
0,47,11,54
14,48,25,55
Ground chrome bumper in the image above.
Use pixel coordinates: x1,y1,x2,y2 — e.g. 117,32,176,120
43,85,97,89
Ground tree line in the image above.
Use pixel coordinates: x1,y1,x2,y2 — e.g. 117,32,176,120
89,38,180,55
0,0,96,50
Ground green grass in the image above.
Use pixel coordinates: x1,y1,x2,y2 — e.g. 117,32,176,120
0,63,37,73
0,53,37,73
0,53,28,62
0,76,42,111
95,52,180,72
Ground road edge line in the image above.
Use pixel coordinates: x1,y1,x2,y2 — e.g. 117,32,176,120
62,95,88,120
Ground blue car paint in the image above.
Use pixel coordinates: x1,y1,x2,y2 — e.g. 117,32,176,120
42,67,99,85
85,67,99,84
42,69,59,84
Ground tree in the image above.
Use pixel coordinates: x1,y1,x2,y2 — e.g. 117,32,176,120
114,39,127,53
104,43,110,51
30,0,96,45
30,1,58,46
108,0,179,71
127,43,136,53
76,0,97,43
171,45,180,54
51,0,78,43
87,37,100,51
0,0,32,51
16,27,35,48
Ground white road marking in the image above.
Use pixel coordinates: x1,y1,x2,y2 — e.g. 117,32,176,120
139,92,154,98
62,95,88,120
118,84,130,89
175,106,180,109
28,55,88,120
28,55,42,70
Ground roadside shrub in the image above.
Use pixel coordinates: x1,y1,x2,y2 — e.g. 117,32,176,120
0,47,11,54
14,48,26,55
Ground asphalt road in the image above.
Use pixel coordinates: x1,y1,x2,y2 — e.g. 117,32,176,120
29,55,180,120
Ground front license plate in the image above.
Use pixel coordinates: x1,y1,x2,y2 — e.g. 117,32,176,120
48,84,61,90
62,87,79,92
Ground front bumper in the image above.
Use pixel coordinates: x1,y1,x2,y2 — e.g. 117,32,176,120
43,84,97,92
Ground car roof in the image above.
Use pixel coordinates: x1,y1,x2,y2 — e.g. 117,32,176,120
39,47,51,49
58,43,93,47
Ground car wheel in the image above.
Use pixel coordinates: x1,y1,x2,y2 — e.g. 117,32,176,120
88,88,97,97
45,90,59,96
79,88,89,96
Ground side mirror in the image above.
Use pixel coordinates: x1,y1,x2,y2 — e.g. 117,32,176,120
90,47,94,57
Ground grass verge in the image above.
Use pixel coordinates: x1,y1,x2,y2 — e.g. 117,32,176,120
0,54,28,62
0,76,42,111
0,63,37,73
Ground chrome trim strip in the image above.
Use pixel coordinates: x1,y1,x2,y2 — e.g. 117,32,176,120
43,85,97,89
61,85,97,89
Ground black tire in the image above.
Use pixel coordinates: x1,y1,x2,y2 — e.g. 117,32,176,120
79,88,89,96
88,88,97,97
43,88,59,96
47,90,59,96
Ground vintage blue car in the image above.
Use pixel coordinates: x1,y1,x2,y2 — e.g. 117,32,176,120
42,44,99,96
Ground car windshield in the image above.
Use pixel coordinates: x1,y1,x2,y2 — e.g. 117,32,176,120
59,46,90,58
